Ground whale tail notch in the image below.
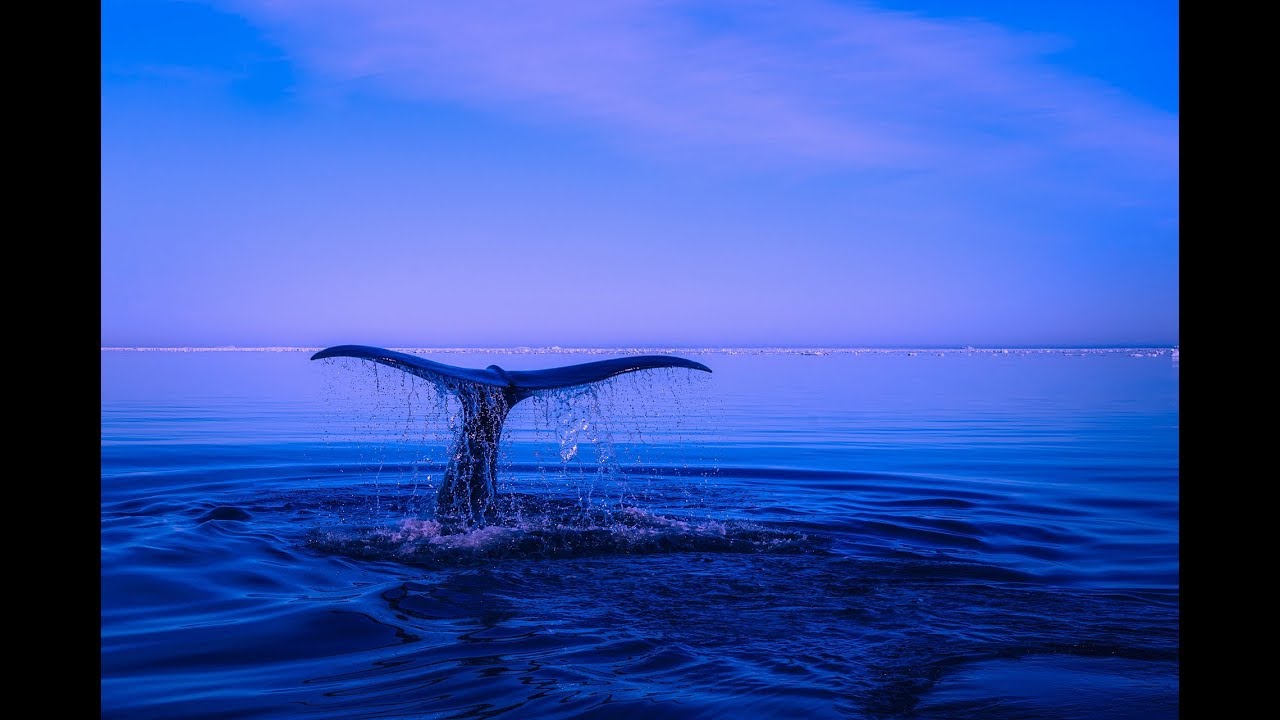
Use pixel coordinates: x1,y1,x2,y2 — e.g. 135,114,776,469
311,345,711,523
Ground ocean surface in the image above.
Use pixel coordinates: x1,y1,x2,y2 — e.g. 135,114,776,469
101,348,1179,719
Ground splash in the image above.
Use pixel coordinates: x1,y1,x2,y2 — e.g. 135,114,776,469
305,356,756,564
315,349,719,535
308,501,817,566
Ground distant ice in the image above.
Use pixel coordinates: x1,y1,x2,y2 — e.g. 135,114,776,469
101,346,1179,357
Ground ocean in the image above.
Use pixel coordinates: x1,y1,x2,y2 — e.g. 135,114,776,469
101,348,1179,718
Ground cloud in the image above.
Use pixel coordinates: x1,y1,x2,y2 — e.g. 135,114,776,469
224,0,1175,178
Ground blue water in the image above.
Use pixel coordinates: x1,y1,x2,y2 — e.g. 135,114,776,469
101,349,1179,718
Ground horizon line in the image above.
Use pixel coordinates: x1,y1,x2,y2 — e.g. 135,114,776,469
101,345,1179,352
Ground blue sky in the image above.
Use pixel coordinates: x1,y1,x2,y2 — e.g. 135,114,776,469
102,0,1178,347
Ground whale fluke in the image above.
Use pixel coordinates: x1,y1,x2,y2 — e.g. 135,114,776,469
312,345,711,522
311,345,710,400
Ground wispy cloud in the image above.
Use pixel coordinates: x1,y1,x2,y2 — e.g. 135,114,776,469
225,0,1175,178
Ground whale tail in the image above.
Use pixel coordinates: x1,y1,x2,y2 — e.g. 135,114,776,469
311,345,711,522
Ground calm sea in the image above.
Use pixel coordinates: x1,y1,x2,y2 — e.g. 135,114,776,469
101,348,1179,719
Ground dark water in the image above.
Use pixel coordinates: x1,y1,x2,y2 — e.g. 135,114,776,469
101,349,1179,719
